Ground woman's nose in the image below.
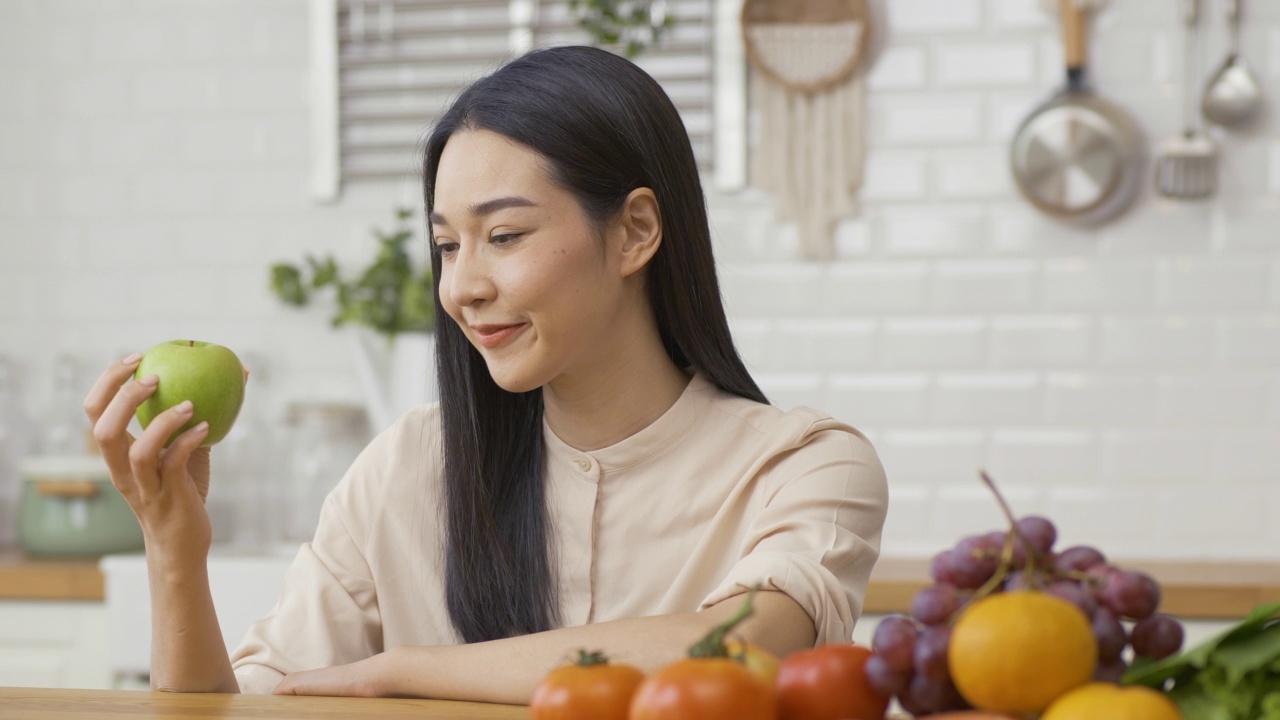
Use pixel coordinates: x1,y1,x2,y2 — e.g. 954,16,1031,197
446,245,496,308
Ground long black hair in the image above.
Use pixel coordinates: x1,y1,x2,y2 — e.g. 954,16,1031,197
423,45,767,644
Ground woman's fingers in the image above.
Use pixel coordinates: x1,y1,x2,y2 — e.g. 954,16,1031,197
84,353,143,426
94,374,159,483
159,421,209,484
128,399,196,490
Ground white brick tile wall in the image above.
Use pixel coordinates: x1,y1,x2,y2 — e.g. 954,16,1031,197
934,42,1037,88
880,317,986,369
1042,259,1159,311
878,429,986,485
989,315,1093,368
828,373,931,426
825,262,930,314
1100,315,1214,368
1045,373,1159,425
931,372,1041,425
868,46,928,90
930,259,1037,312
889,0,983,34
1101,429,1213,486
880,205,987,255
987,428,1098,485
1156,374,1272,426
876,94,984,146
5,0,1280,561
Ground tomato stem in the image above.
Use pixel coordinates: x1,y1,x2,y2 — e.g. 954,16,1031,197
688,585,758,659
575,649,610,667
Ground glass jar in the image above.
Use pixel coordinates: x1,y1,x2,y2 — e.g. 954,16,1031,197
280,402,371,544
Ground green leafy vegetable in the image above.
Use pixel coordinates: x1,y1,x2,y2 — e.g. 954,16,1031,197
1125,602,1280,720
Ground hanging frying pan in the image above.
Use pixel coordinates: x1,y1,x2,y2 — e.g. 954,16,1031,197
1010,0,1144,224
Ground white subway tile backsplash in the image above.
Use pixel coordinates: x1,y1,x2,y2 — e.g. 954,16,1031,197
868,46,928,90
930,259,1037,311
988,428,1098,485
878,429,986,485
989,204,1100,255
756,373,826,412
1219,201,1280,252
1156,490,1271,557
989,0,1050,30
862,151,929,201
1158,256,1272,311
1045,373,1159,425
1212,429,1280,486
825,262,930,314
880,205,987,255
934,148,1016,199
880,484,934,553
888,0,983,34
1216,315,1280,367
770,320,878,372
729,319,772,373
990,315,1093,368
877,94,984,146
1101,429,1213,485
1042,259,1159,311
880,317,986,369
1156,374,1271,426
1100,315,1214,368
932,373,1042,425
828,374,931,426
1098,201,1215,255
1047,485,1168,553
132,69,222,112
931,484,1044,541
986,93,1043,142
720,265,826,316
934,42,1037,88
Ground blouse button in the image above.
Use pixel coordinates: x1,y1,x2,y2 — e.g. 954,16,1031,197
573,457,592,472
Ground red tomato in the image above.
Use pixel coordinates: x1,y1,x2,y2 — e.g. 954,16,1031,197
529,652,645,720
629,657,776,720
775,644,890,720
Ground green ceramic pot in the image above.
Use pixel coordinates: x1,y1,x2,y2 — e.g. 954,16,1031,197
17,456,144,557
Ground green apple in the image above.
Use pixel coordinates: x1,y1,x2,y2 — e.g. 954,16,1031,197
134,340,246,447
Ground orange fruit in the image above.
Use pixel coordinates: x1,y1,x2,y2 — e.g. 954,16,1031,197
948,591,1098,714
1041,682,1183,720
725,639,780,686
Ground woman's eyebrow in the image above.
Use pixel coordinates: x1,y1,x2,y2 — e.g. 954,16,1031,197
429,196,538,227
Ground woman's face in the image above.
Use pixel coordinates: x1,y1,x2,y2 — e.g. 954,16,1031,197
431,129,629,393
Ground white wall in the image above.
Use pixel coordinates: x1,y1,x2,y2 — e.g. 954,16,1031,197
3,0,1279,561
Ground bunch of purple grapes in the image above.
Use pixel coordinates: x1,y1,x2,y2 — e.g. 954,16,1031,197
863,515,1186,716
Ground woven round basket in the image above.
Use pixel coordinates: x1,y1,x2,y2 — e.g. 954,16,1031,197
742,0,871,93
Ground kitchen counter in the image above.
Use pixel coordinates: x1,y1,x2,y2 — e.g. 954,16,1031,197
0,549,103,601
4,548,1278,619
0,687,526,719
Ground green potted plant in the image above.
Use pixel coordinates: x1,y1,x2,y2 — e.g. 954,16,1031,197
268,207,436,430
570,0,674,57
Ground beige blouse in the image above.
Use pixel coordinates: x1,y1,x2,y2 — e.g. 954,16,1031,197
230,373,888,693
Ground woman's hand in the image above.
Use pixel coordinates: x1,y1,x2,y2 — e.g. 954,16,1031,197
83,353,239,565
273,651,398,698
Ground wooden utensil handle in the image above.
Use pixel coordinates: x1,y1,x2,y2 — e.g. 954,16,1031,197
1061,0,1087,70
35,480,100,499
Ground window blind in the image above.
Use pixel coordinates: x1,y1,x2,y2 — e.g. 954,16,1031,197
334,0,715,186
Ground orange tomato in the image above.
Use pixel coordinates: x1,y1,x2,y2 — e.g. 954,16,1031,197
726,639,782,686
629,656,776,720
775,643,890,720
529,651,645,720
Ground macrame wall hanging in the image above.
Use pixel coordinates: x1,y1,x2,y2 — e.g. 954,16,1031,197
744,0,872,261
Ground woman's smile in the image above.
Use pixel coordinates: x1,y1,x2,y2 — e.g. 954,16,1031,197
471,322,528,349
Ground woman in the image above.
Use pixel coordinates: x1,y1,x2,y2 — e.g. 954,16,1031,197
84,45,887,703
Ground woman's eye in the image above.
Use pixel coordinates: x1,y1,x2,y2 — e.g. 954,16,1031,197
491,233,523,246
432,242,459,257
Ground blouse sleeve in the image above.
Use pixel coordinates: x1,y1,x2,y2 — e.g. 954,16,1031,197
698,417,889,645
228,413,408,693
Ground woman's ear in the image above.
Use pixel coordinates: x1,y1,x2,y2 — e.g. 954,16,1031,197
616,188,662,278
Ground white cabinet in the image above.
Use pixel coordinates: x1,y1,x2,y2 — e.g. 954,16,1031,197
0,601,111,689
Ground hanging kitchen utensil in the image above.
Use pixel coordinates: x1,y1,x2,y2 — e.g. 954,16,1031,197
1157,0,1218,200
1202,0,1264,129
744,0,872,261
1010,0,1144,225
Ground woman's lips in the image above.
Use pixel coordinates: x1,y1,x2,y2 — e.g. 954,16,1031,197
471,323,528,349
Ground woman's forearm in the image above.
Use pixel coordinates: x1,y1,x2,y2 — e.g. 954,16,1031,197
381,590,816,704
146,553,239,694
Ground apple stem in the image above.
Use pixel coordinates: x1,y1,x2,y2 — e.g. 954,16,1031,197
189,340,195,347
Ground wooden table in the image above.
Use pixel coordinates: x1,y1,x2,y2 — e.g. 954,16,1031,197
0,687,528,719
